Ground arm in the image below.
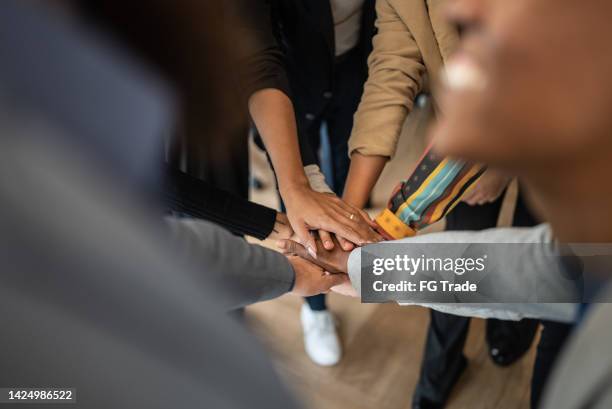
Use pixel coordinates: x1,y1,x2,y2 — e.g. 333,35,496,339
346,225,578,322
248,89,309,193
238,0,381,252
344,0,426,206
165,217,347,310
164,166,284,240
279,225,579,323
343,153,387,208
235,0,312,193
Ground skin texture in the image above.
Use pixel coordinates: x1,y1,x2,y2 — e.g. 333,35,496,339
278,238,350,275
461,169,511,206
249,89,381,255
342,153,388,209
287,255,350,297
280,239,356,297
431,0,612,243
267,212,293,241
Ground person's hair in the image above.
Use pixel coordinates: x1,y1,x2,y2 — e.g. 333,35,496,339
73,1,248,163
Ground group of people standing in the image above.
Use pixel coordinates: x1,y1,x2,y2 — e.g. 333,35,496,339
3,1,612,409
203,1,568,408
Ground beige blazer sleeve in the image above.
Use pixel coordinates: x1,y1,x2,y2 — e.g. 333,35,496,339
348,0,427,158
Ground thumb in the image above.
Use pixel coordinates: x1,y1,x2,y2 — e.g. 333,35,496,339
327,273,350,288
277,239,308,258
293,220,317,259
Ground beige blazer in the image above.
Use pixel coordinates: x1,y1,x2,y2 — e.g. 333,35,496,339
349,0,459,158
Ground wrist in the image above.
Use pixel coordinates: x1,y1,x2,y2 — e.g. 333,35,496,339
340,252,350,273
279,178,310,196
343,189,368,209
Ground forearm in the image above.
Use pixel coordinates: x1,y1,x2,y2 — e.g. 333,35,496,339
346,224,578,323
343,153,388,208
164,166,276,240
165,217,295,310
249,89,308,192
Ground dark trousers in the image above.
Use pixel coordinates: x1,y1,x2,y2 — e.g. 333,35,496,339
303,48,365,312
414,190,540,406
297,47,363,196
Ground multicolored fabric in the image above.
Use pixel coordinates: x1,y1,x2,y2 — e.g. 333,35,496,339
374,142,486,240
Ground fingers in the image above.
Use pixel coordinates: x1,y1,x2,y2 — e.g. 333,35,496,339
357,208,378,229
462,188,483,206
328,206,379,244
336,235,355,251
316,213,364,246
357,211,384,242
464,191,494,206
268,212,294,240
316,196,371,244
318,229,334,250
292,219,318,258
461,187,478,204
337,208,382,246
277,239,310,259
326,272,350,288
287,192,377,246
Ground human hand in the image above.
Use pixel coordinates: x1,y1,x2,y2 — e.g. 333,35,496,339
278,236,350,274
330,280,359,298
287,255,349,297
267,212,294,241
462,170,512,206
318,208,380,252
281,185,382,256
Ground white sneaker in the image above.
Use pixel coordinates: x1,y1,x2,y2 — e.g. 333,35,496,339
300,303,342,366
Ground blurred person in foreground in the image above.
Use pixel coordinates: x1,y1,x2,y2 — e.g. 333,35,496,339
282,0,612,407
0,0,351,406
340,1,539,406
434,1,612,407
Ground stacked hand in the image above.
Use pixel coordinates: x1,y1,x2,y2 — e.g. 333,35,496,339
269,186,380,298
279,236,358,297
280,185,382,256
287,255,350,297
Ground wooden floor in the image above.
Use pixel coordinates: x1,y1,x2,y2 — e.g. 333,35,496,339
246,104,537,409
246,295,537,409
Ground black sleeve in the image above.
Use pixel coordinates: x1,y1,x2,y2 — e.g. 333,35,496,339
163,166,277,240
229,0,291,98
296,124,317,167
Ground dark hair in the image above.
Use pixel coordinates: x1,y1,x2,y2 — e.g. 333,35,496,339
73,1,248,163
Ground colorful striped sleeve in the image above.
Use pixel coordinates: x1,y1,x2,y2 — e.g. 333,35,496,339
374,142,485,240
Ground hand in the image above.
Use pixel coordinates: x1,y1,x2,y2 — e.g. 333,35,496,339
462,170,512,206
281,184,382,256
267,212,294,241
278,236,350,274
331,280,359,298
287,255,349,297
318,208,381,252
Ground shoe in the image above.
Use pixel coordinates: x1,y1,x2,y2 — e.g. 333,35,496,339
300,303,341,366
486,318,538,367
412,355,467,409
